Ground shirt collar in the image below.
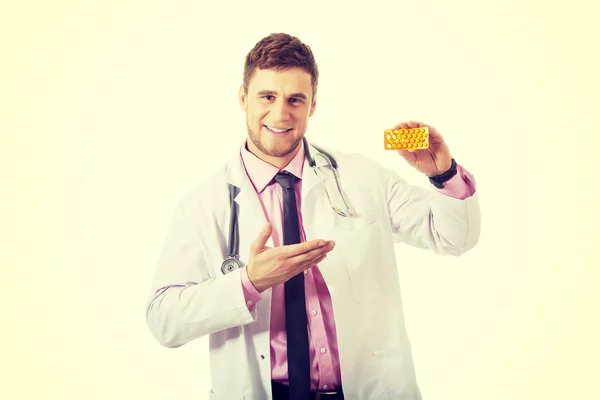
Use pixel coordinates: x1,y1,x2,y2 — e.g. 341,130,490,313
240,138,305,193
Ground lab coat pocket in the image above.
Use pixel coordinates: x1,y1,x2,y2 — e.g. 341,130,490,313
373,344,403,357
333,218,383,304
373,345,415,397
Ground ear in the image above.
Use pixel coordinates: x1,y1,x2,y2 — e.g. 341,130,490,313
238,84,247,111
308,94,317,117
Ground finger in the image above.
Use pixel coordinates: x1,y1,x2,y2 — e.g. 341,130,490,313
393,121,410,129
250,222,272,253
284,241,334,269
281,239,332,258
396,120,438,132
294,241,335,261
393,121,429,131
301,253,328,273
310,253,328,267
428,128,444,143
293,252,329,275
397,149,418,161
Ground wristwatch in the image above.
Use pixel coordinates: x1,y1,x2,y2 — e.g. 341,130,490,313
428,158,457,189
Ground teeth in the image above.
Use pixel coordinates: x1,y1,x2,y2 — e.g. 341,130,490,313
266,125,291,133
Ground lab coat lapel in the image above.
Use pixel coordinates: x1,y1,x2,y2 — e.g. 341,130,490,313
298,142,359,305
301,141,360,233
300,141,336,236
300,141,322,201
224,152,274,259
223,150,275,339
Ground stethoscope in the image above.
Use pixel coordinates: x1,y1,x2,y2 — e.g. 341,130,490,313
221,137,352,275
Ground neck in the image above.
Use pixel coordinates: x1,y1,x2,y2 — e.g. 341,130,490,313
246,140,302,170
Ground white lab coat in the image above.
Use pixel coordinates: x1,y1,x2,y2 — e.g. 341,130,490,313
146,141,481,400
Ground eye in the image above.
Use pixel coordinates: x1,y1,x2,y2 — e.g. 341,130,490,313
262,95,275,101
289,98,303,103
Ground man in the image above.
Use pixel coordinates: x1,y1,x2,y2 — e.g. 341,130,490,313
146,33,480,400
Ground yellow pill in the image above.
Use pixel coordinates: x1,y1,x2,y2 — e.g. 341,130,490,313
385,126,429,150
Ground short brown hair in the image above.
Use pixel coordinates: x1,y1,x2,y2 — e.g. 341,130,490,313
243,33,319,98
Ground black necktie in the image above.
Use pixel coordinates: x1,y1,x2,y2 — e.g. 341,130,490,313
273,172,311,399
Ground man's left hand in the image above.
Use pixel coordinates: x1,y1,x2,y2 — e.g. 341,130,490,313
393,121,452,176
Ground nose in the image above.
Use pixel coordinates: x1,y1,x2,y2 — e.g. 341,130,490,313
271,99,290,122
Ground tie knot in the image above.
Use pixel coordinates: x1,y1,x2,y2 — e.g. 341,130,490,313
274,171,296,189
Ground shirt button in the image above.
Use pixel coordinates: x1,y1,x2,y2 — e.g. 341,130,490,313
320,347,327,354
310,309,317,316
304,270,308,274
246,300,253,305
322,385,329,390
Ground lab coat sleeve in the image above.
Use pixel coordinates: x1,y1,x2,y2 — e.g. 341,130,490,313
145,201,258,348
384,164,481,256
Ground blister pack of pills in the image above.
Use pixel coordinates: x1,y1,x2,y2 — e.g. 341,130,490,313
384,127,429,150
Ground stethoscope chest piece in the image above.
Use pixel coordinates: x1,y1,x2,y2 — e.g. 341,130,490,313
221,256,241,274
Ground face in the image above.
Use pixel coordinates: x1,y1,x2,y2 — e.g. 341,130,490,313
239,67,316,167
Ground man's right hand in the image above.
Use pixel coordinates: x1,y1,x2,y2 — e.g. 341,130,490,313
246,222,335,293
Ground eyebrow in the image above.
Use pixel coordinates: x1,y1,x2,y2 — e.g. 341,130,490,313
257,90,308,100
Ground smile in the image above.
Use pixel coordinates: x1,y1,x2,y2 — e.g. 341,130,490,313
264,125,292,133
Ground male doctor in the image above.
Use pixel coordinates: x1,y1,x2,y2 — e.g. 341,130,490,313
146,33,480,400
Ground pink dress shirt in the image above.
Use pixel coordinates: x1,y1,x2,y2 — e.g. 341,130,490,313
238,140,476,391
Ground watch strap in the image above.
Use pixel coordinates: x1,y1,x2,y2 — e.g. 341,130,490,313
428,158,457,189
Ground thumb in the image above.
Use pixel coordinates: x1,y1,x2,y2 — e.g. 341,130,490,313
250,222,272,253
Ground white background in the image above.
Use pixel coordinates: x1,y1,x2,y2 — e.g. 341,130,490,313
2,0,599,399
